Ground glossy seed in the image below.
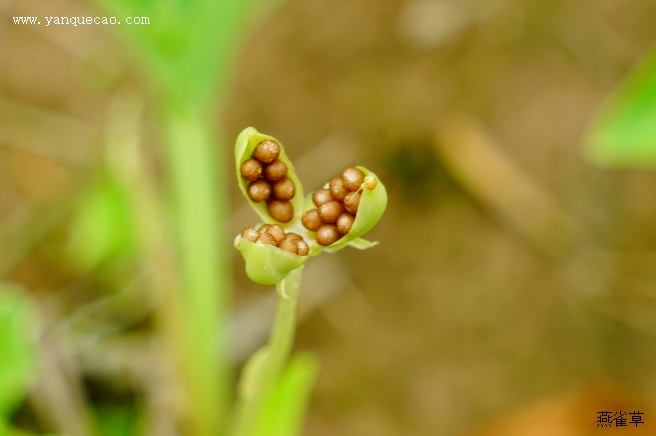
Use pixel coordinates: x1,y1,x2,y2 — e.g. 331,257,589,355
267,224,286,244
342,167,365,191
253,140,280,164
256,232,276,246
272,177,296,201
329,177,348,201
263,160,288,182
240,227,259,242
296,240,310,256
267,200,294,223
312,189,334,207
318,200,344,224
247,179,271,202
336,212,355,235
284,232,304,242
258,224,272,234
240,159,263,182
302,209,323,231
316,224,340,246
344,190,361,214
278,239,298,254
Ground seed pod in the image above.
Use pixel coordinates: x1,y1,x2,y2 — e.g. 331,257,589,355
312,189,334,207
284,232,304,242
241,227,259,242
329,177,348,201
318,200,344,224
236,128,305,226
336,212,355,235
263,160,288,182
272,177,296,201
296,240,310,256
240,159,263,182
341,167,365,191
344,190,361,214
267,224,286,244
253,140,280,164
316,224,341,246
256,232,276,246
302,209,323,231
267,200,294,223
248,180,271,202
278,239,298,254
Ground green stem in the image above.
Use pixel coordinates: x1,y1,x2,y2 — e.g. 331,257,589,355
232,266,304,436
163,102,230,436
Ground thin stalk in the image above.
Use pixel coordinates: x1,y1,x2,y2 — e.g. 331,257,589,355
162,102,230,436
232,266,304,436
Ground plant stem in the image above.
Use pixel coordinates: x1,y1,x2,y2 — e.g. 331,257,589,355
232,266,304,436
163,102,230,436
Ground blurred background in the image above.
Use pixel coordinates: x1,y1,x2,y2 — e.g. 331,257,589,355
3,0,656,434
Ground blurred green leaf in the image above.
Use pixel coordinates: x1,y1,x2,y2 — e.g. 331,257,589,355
0,283,38,421
585,46,656,168
94,404,139,436
96,0,256,105
67,176,136,270
257,352,319,436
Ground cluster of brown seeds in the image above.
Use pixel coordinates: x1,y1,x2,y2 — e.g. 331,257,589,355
302,167,369,246
241,224,309,256
240,140,296,223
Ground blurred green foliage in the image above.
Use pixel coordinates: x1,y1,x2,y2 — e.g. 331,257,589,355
585,46,656,168
67,175,136,270
0,283,38,434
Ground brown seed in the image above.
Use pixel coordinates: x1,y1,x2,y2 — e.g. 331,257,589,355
284,232,304,242
263,160,288,182
267,200,294,223
318,200,344,224
272,177,295,201
240,159,263,182
329,177,348,201
267,224,286,244
296,240,310,256
312,189,334,207
316,224,340,246
253,140,280,164
344,191,361,214
247,179,271,202
341,167,365,191
302,209,323,231
258,224,272,234
336,212,355,235
278,239,298,254
255,232,276,246
240,227,259,242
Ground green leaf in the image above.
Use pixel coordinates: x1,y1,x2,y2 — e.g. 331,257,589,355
235,238,308,286
235,127,305,226
257,352,319,436
67,175,136,270
585,46,656,168
0,283,39,421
